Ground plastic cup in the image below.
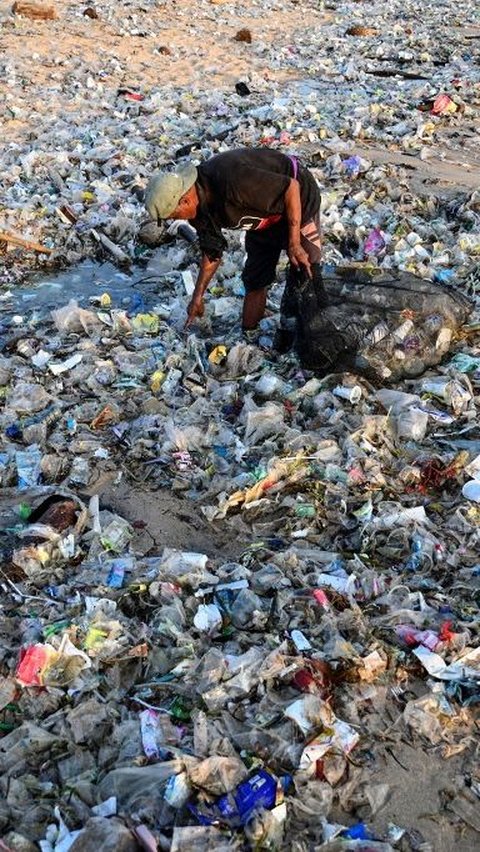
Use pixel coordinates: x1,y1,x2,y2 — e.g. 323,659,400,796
333,385,362,404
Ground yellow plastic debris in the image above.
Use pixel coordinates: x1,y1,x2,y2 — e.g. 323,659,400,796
208,345,228,365
150,369,166,392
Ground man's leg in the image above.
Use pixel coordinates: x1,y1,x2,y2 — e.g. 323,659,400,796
300,213,322,264
242,288,268,330
242,226,284,331
299,211,327,309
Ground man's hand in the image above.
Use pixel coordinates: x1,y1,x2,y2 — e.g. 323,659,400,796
288,242,312,279
184,255,222,329
185,296,205,328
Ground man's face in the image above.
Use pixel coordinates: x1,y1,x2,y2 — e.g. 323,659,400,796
169,186,199,220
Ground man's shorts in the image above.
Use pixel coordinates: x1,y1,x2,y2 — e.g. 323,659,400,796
242,161,322,293
242,211,321,293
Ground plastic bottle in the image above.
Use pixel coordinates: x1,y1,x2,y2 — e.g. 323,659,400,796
167,219,197,243
333,384,362,404
189,770,278,827
139,709,170,760
433,543,446,564
404,532,433,572
106,559,126,588
421,377,471,414
404,533,424,571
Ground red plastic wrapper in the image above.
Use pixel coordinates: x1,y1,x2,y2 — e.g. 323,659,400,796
431,93,457,115
439,620,455,643
312,589,330,609
292,660,333,698
16,644,57,687
395,625,439,652
118,88,145,102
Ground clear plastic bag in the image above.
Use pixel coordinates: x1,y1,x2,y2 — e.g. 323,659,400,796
98,762,181,812
51,299,101,336
16,444,42,488
188,756,248,796
221,343,264,378
242,399,285,445
7,382,51,414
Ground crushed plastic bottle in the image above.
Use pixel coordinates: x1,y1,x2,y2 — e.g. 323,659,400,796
189,770,279,827
16,445,42,488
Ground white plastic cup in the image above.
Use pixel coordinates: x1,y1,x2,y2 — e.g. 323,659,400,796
333,384,362,404
421,377,451,398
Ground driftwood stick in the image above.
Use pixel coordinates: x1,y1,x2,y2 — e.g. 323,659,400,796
12,1,58,21
0,230,53,254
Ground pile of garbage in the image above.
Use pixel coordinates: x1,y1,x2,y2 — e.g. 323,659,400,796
0,244,480,850
1,0,480,850
1,0,480,287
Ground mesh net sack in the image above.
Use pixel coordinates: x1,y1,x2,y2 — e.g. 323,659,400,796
285,266,473,382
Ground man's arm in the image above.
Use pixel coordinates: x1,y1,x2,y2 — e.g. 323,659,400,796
185,254,222,327
284,178,312,278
